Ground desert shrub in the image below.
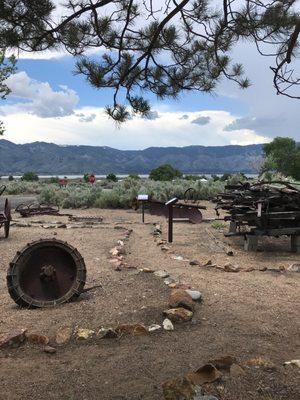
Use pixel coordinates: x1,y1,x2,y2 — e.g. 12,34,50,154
128,174,140,180
22,171,39,181
106,173,118,182
220,173,232,181
38,185,64,205
149,164,182,181
184,174,198,180
38,184,102,208
226,173,247,185
47,176,59,184
32,177,227,208
5,181,43,194
211,221,226,230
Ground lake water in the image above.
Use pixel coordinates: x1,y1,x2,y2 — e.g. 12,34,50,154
0,173,259,180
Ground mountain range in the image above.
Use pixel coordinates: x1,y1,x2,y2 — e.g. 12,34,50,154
0,139,263,175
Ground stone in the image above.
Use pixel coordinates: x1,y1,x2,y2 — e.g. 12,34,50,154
259,266,268,272
163,318,174,331
209,356,236,370
44,345,57,354
185,290,202,302
186,364,221,385
0,329,27,348
168,283,177,289
164,277,176,285
116,246,126,255
148,324,161,332
98,328,118,339
283,359,300,368
141,268,154,273
154,270,170,278
109,247,119,256
117,240,124,246
190,260,200,266
202,259,212,266
287,263,300,272
169,289,195,311
116,324,149,336
76,328,95,340
57,224,67,228
155,224,162,232
162,377,196,400
226,250,234,256
173,255,184,261
223,263,240,273
55,326,73,345
163,308,193,323
230,364,245,377
26,332,49,346
244,357,276,371
161,245,170,251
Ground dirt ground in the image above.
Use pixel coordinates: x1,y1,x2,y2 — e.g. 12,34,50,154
0,201,299,400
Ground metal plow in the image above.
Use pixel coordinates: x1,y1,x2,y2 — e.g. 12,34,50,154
15,202,67,218
148,200,205,224
7,239,86,308
0,185,12,238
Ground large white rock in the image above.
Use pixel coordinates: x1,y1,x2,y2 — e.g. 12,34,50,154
163,318,174,331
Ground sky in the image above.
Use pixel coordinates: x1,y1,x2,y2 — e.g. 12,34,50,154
0,2,299,150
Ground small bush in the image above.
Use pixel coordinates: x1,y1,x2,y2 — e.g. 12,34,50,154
22,171,39,181
211,221,226,230
106,173,118,182
8,175,14,181
128,174,141,180
149,164,182,181
48,176,59,184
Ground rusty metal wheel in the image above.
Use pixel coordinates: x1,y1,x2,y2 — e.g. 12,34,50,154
4,199,11,238
7,239,86,308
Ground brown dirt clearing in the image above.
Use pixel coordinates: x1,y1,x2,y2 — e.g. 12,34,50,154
0,203,299,400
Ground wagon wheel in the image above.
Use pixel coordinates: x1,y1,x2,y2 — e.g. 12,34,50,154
183,187,197,203
4,199,11,238
7,239,86,308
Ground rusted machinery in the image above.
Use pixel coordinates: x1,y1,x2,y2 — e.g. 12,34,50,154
0,185,11,238
15,202,69,218
135,190,206,224
213,181,300,250
7,239,86,308
148,199,205,224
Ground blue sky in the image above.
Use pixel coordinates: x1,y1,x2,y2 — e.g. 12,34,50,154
16,57,248,115
1,20,299,149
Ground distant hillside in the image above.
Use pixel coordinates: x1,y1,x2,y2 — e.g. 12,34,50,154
0,140,263,174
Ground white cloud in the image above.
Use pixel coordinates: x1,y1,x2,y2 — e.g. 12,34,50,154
0,107,269,150
3,71,79,118
217,42,300,141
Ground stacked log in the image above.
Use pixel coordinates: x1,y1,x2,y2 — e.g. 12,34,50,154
213,181,300,236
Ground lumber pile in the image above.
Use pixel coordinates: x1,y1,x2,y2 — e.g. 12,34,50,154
213,181,300,236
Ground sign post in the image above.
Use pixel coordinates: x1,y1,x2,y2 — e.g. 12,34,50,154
137,195,149,223
165,197,178,243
